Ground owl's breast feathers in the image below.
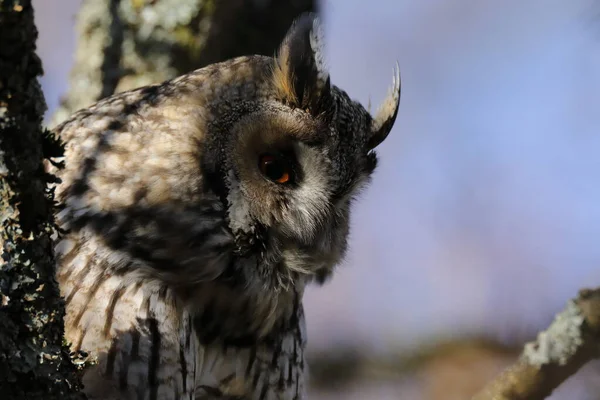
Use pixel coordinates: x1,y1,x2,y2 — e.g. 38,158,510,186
55,230,307,400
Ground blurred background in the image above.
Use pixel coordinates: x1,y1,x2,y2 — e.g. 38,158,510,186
33,0,600,398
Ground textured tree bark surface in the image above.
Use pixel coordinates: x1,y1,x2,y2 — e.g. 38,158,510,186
51,0,317,127
0,1,85,399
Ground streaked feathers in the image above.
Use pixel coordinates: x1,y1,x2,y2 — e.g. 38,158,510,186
52,13,399,400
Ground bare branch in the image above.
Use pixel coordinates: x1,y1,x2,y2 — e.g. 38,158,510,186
472,288,600,400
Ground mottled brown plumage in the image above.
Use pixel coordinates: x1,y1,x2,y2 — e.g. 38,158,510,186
51,13,400,400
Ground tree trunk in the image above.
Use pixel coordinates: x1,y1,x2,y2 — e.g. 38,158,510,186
51,0,317,126
0,1,85,399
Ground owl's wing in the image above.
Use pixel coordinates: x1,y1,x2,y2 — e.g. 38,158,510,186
57,235,199,400
51,65,239,400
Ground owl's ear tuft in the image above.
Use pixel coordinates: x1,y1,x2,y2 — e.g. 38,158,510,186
368,62,401,150
273,13,332,117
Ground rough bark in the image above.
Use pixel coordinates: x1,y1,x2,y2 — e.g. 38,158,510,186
0,1,85,399
50,0,317,126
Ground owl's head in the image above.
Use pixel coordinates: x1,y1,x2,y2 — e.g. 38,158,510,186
203,13,400,289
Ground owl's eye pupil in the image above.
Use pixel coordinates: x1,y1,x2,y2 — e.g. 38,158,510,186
259,154,291,184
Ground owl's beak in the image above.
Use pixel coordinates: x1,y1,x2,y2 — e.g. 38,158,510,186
367,62,401,150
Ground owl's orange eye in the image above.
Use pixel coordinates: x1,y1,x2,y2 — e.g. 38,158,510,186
258,154,291,184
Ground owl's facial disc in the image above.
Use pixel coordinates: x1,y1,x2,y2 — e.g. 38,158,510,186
222,102,374,287
218,12,400,287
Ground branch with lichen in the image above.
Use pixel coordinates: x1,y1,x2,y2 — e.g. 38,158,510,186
472,288,600,400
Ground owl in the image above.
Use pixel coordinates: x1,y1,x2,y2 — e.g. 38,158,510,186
51,13,400,400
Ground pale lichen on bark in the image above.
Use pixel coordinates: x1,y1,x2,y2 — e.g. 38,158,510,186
50,0,218,126
523,299,585,367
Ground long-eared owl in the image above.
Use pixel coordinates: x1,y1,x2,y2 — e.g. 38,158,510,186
52,13,400,400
